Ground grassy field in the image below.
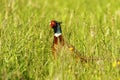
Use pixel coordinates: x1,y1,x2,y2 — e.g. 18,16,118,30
0,0,120,80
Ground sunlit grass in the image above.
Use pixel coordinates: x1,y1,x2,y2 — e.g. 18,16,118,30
0,0,120,80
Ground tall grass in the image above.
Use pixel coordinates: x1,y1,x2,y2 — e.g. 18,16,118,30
0,0,120,80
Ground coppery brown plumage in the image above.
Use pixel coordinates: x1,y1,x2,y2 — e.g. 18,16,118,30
52,35,64,59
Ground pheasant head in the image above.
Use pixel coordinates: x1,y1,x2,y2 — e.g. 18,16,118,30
50,20,62,37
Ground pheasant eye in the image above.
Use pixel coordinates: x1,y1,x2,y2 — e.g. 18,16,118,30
50,21,56,28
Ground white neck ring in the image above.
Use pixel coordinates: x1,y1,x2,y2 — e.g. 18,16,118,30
54,33,62,37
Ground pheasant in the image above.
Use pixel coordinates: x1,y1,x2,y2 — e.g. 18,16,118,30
50,20,87,62
49,20,120,64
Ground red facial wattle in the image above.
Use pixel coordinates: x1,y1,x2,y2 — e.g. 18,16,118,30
50,21,56,28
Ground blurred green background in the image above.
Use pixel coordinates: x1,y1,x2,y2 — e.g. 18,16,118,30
0,0,120,80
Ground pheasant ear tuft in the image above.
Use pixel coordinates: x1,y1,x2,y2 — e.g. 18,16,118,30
59,22,62,24
58,22,62,26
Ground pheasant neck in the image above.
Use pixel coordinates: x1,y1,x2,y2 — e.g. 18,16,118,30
53,25,62,37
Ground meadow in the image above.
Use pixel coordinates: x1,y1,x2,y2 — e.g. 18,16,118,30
0,0,120,80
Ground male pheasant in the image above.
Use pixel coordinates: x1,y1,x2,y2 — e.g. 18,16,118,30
50,20,120,64
50,20,87,62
